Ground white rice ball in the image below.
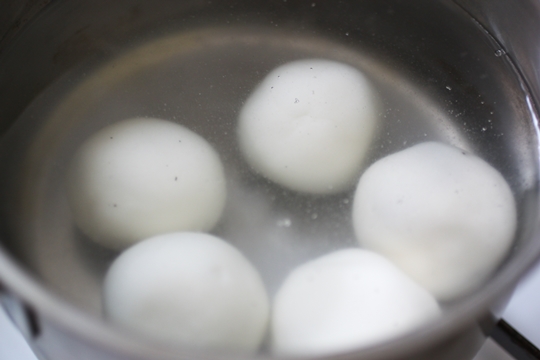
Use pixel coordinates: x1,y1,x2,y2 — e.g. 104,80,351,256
272,248,440,356
353,142,517,300
238,59,378,194
103,232,270,352
67,118,227,249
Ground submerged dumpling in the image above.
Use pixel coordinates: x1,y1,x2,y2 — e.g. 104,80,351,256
103,232,269,352
272,248,440,355
238,59,378,194
353,142,517,300
67,118,227,249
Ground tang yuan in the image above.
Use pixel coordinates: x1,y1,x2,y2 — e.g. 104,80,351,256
67,118,227,249
103,232,269,352
272,248,440,355
238,59,378,194
353,142,517,300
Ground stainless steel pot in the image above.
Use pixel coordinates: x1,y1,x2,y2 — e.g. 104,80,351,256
1,0,540,359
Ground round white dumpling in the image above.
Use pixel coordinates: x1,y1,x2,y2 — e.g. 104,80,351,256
272,248,440,356
238,59,378,194
103,232,270,352
67,118,227,249
353,142,517,300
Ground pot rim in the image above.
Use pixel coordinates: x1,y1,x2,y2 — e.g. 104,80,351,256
1,223,540,360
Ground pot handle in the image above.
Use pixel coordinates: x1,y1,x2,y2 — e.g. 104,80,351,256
491,319,540,360
0,292,41,339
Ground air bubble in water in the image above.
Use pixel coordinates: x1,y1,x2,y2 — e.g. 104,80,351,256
277,218,292,228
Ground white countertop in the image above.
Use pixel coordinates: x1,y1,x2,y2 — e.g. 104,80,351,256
473,258,540,359
2,259,540,360
0,304,37,360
